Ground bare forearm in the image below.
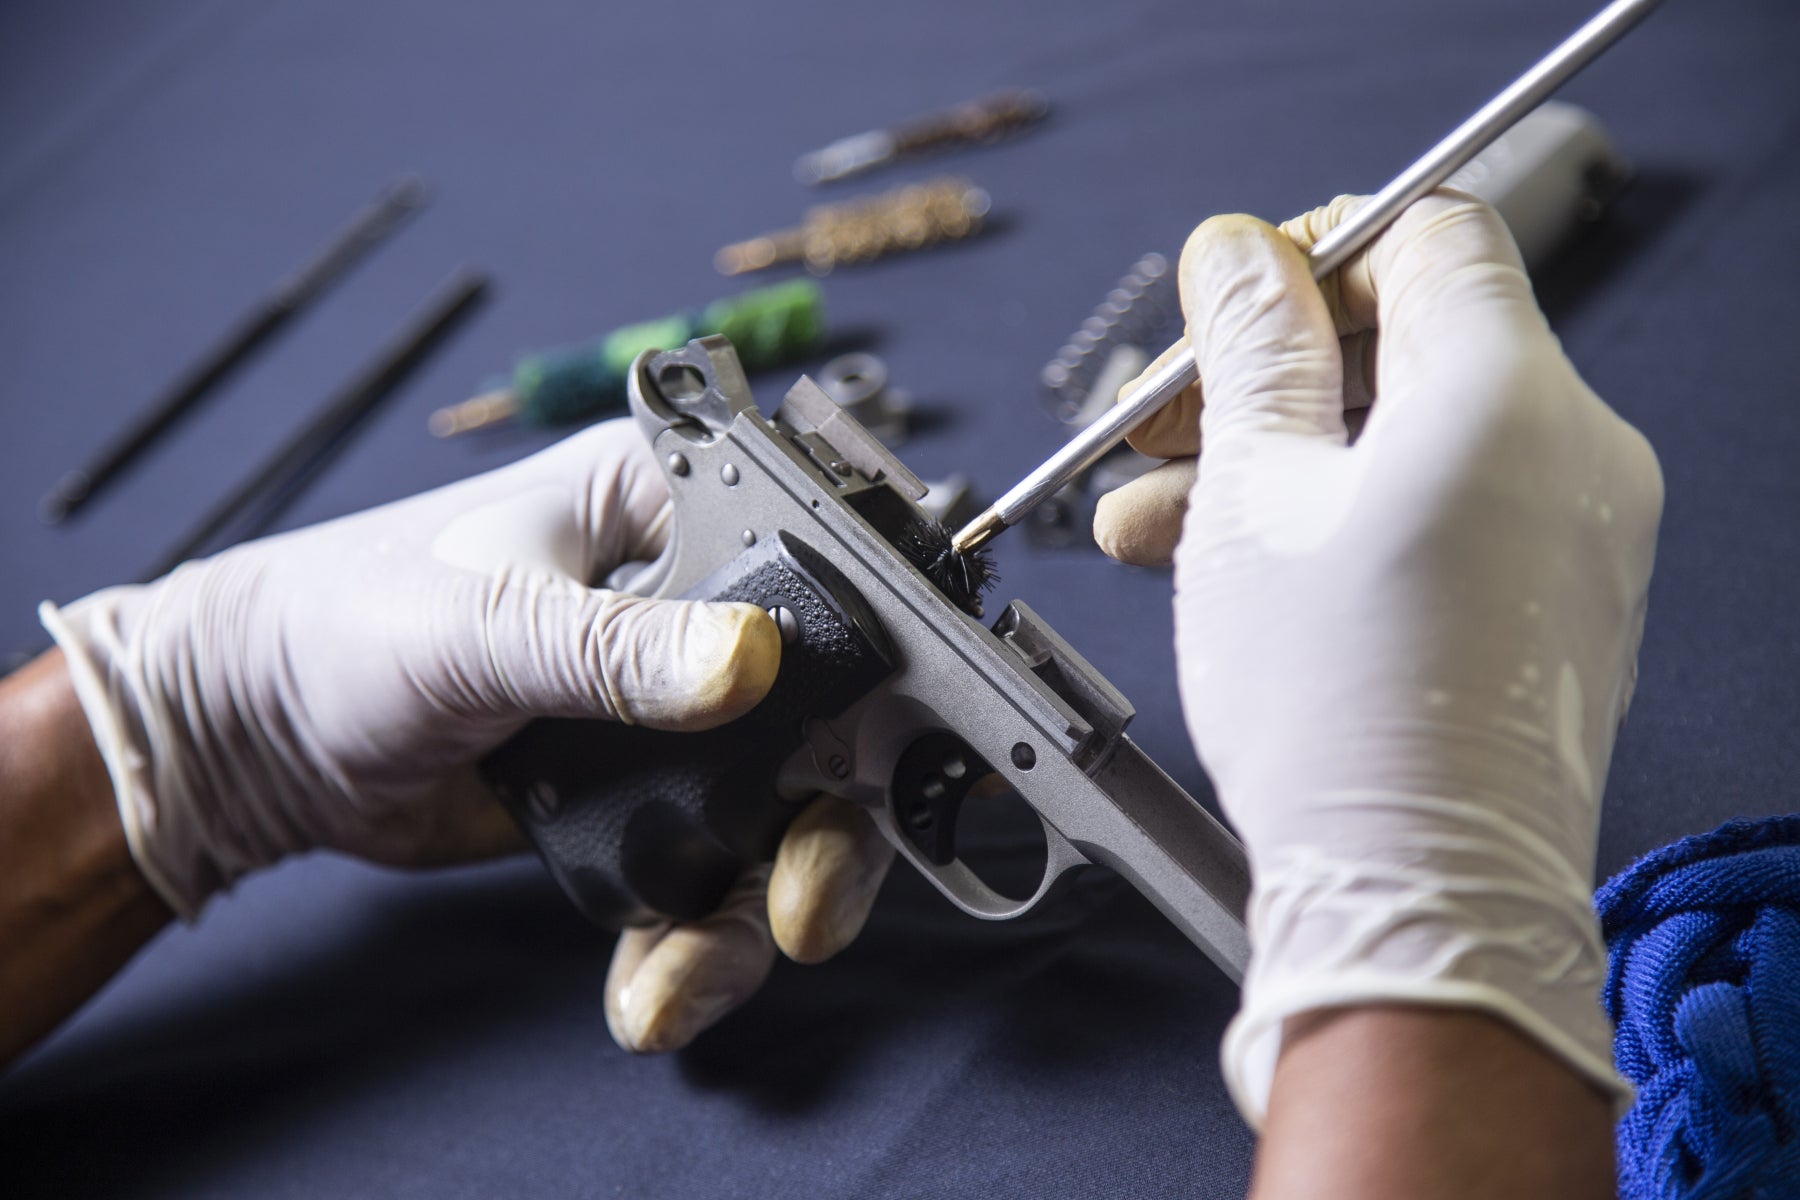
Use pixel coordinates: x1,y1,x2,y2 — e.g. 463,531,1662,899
0,650,170,1066
1250,1006,1615,1200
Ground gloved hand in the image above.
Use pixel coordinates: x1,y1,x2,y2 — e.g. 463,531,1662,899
1093,193,1662,1124
43,418,891,1052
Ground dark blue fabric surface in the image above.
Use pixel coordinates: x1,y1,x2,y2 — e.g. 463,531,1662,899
2,1,1799,1196
1600,818,1800,1200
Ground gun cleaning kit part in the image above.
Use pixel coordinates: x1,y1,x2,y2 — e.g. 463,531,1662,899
1442,100,1633,273
951,0,1665,559
714,177,991,276
144,267,490,582
38,177,430,526
898,518,999,616
428,279,824,437
793,88,1051,185
1040,253,1181,427
816,351,914,445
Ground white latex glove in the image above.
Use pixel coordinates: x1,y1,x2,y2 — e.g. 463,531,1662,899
43,418,890,1049
1093,193,1662,1123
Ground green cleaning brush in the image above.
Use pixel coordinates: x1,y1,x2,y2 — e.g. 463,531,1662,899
430,278,824,436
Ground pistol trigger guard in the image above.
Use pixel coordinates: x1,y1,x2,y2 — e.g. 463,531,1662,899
877,808,1090,922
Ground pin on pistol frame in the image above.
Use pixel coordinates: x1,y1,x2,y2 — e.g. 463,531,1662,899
482,337,1250,981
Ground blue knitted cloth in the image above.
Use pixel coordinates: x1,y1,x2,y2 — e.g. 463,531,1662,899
1598,817,1800,1199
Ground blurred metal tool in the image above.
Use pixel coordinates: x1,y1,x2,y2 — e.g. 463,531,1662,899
794,88,1050,185
1445,100,1632,271
38,176,430,525
816,351,914,444
715,177,991,276
1040,253,1181,427
142,266,489,581
952,0,1665,557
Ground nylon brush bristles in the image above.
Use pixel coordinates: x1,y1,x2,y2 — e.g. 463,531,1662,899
898,518,997,617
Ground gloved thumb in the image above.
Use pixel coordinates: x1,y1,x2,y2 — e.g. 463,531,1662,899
1181,214,1346,458
483,583,780,731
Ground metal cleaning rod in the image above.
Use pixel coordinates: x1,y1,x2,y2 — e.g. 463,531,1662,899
952,0,1664,556
38,176,430,525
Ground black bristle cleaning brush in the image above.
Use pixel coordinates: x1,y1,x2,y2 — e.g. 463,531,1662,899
898,518,998,618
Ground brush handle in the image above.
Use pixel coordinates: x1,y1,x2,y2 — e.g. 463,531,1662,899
481,533,892,926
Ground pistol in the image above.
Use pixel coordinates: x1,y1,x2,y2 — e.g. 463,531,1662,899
483,336,1249,981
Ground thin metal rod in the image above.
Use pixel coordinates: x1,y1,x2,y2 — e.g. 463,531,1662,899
952,0,1663,556
140,266,489,582
39,176,430,525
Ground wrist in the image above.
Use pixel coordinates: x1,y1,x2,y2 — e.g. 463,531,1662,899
1222,805,1628,1127
1252,1005,1616,1199
0,648,171,1063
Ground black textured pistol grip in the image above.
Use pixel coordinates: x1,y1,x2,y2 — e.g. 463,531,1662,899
482,533,891,928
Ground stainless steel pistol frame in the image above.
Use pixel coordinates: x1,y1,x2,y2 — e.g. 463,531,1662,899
584,336,1251,980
